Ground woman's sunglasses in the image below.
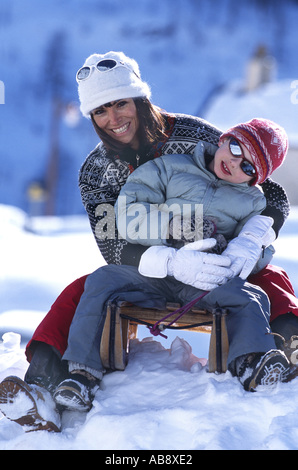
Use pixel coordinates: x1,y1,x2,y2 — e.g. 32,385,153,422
76,58,139,82
229,138,256,177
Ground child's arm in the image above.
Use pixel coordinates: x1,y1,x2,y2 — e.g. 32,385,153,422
115,158,176,246
222,215,275,279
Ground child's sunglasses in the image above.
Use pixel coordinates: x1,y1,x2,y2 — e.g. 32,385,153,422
229,138,256,177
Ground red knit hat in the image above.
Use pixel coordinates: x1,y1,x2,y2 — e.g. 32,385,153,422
219,118,288,185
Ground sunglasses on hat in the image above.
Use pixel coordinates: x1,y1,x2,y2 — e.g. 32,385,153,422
76,58,139,82
229,138,256,178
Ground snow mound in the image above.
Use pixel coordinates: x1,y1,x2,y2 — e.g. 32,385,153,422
0,333,28,383
2,333,298,450
0,205,29,237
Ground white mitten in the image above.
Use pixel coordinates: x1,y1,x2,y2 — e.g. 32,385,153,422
138,239,233,291
222,215,276,279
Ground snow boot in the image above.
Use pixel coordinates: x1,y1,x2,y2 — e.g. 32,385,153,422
53,373,100,412
235,349,290,392
270,332,298,365
0,376,61,432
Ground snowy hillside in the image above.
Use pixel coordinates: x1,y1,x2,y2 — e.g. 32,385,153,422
2,0,298,452
1,0,298,214
1,204,298,450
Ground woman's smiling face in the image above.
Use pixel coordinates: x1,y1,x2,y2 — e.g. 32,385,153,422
209,138,255,184
92,98,140,150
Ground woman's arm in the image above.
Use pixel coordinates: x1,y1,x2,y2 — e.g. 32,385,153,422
260,178,290,236
79,146,150,266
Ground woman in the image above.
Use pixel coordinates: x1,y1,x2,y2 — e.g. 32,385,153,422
1,51,297,430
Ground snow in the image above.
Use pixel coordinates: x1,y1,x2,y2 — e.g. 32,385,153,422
1,204,298,450
205,79,298,147
2,0,298,452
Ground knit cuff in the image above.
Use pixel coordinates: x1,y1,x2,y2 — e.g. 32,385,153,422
68,361,104,380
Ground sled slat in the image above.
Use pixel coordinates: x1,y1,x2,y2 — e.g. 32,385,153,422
117,303,213,333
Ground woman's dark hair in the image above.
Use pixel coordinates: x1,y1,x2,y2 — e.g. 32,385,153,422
90,98,167,154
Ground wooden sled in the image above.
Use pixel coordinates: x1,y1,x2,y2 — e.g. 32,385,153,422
100,302,229,374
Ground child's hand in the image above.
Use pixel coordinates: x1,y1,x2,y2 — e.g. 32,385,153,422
222,215,275,279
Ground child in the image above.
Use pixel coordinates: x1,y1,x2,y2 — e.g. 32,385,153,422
116,117,287,285
50,118,293,411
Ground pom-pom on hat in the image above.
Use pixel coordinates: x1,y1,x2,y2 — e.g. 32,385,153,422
219,118,288,185
77,51,151,118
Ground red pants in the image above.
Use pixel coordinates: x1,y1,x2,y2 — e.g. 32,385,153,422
26,275,88,361
26,265,298,361
249,265,298,322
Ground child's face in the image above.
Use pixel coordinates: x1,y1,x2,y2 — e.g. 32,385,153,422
210,138,255,184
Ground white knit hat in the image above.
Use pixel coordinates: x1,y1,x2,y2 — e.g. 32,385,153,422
77,51,151,118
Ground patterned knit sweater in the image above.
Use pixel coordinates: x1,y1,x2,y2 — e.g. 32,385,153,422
79,112,290,266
